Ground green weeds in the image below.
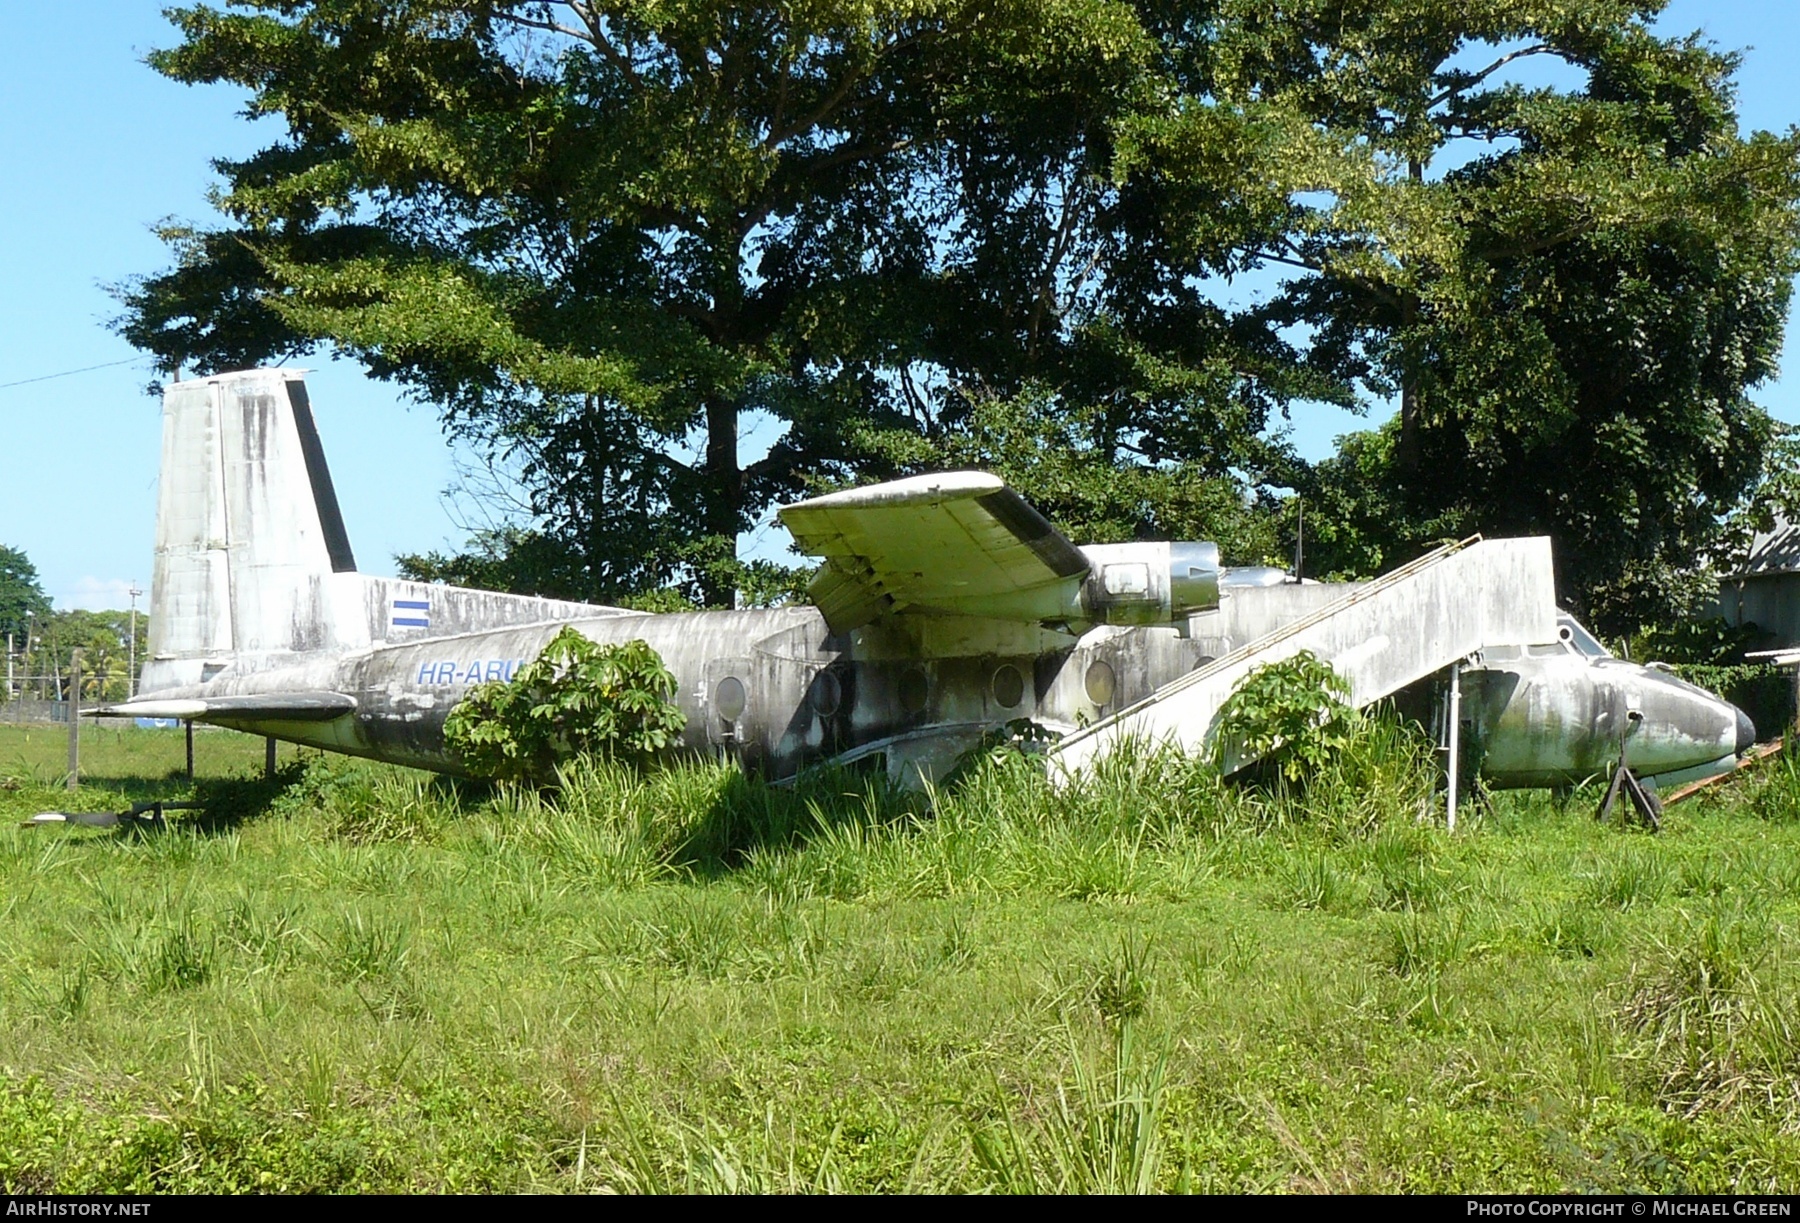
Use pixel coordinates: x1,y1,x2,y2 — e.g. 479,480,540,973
970,1024,1174,1193
2,726,1800,1191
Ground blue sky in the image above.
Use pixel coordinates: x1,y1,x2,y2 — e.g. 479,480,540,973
2,2,1797,609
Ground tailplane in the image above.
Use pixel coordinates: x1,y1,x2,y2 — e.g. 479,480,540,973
140,369,622,694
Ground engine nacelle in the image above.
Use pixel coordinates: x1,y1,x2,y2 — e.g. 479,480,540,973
1078,542,1221,625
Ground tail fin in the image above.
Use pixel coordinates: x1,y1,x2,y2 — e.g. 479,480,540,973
142,370,354,689
141,369,622,694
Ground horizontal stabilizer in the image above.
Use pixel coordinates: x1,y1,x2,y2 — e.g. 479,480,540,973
89,692,357,722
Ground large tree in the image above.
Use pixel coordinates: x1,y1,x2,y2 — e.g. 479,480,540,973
1118,1,1800,629
0,545,50,649
119,0,1322,603
25,611,145,703
119,2,1800,623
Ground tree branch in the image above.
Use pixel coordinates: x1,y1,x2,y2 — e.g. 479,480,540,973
497,3,642,89
764,27,926,148
496,8,593,47
1475,223,1586,262
1259,239,1407,311
800,135,914,178
1429,44,1553,111
767,70,866,148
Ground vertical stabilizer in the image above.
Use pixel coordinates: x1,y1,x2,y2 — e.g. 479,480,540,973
139,368,629,697
141,370,355,690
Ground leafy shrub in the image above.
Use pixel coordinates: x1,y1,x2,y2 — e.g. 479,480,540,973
444,627,686,784
1636,616,1767,667
1211,650,1360,784
1275,707,1438,837
948,718,1062,785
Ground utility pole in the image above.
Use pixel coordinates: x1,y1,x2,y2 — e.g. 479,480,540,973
127,581,142,698
5,632,12,702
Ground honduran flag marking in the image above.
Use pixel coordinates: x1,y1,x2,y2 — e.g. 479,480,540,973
392,598,430,628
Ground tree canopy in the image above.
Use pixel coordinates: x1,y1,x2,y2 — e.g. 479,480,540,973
117,1,1800,626
0,546,50,646
1215,3,1800,631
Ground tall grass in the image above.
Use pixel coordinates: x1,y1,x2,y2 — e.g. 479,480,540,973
969,1023,1174,1194
1619,904,1800,1132
2,720,1800,1191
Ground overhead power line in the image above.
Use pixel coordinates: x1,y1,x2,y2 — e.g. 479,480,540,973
0,355,153,391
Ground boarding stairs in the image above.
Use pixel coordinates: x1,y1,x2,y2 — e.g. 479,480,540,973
1048,536,1559,776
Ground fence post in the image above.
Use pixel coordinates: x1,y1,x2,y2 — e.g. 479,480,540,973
66,649,80,791
1446,661,1461,833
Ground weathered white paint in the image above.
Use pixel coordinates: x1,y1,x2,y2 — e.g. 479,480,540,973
1049,537,1560,775
119,369,1752,794
142,370,629,695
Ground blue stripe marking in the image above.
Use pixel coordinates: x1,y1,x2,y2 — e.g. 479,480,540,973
393,600,430,610
392,617,431,627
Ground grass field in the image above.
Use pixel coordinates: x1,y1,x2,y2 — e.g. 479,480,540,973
1,719,1797,1192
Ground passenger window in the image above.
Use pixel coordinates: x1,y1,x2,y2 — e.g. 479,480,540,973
714,676,747,722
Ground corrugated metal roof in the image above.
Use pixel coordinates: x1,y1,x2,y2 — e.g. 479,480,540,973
1738,517,1800,576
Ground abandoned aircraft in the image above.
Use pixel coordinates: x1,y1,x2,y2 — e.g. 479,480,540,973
93,368,1755,795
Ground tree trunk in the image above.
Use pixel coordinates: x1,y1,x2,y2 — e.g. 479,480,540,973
1398,339,1420,476
698,393,742,607
1396,155,1426,476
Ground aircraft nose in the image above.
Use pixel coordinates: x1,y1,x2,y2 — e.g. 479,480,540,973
1736,706,1757,755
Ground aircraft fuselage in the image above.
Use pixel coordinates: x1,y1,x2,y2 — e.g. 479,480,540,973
171,604,1751,790
109,370,1754,798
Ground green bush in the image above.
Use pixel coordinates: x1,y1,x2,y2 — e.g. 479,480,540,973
444,627,686,784
1211,650,1360,784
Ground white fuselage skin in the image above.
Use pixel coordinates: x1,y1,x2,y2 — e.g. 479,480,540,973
146,606,1753,791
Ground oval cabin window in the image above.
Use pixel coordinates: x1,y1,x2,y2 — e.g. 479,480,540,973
991,664,1025,709
898,667,929,715
1084,660,1116,706
714,675,747,722
810,669,842,717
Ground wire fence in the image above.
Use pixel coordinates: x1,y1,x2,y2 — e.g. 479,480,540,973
2,671,142,712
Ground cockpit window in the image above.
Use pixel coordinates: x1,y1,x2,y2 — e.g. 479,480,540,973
1556,613,1610,659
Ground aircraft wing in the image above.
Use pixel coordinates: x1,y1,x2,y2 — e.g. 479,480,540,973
778,472,1090,633
88,692,356,722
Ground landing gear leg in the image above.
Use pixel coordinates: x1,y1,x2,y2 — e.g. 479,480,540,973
1596,761,1661,831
